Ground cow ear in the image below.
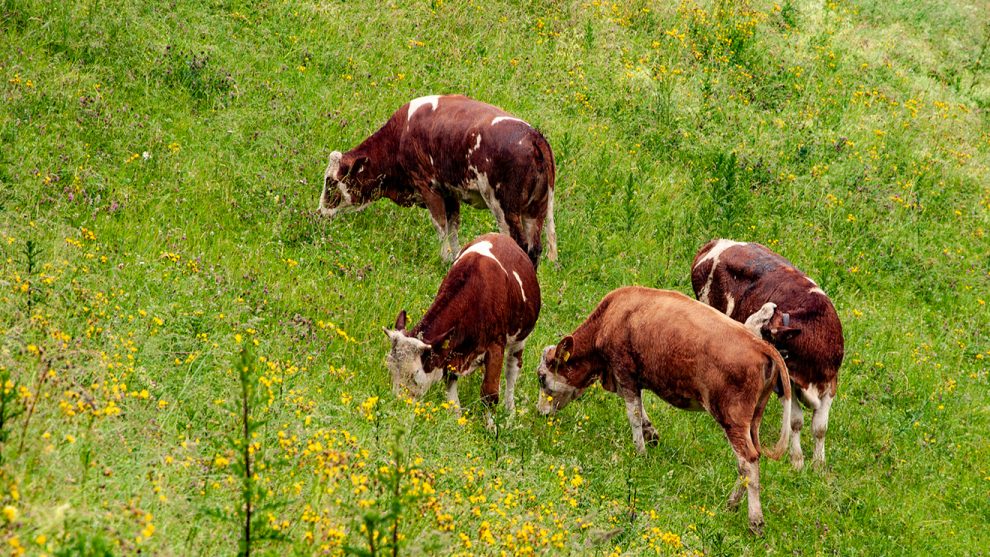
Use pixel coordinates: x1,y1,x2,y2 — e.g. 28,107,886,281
772,326,801,342
434,327,455,351
342,154,368,177
352,155,369,174
557,336,575,363
394,310,407,331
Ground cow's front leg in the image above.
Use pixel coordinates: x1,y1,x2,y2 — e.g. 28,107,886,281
421,190,453,262
640,398,659,446
503,338,525,416
443,196,461,261
445,374,461,417
480,344,505,430
622,390,647,454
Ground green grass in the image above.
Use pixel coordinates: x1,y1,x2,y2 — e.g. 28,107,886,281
1,0,988,555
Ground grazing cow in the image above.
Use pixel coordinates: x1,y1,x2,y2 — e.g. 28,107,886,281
384,233,541,426
691,239,845,471
321,94,557,266
535,287,791,535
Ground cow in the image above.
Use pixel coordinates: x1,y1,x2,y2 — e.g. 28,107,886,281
321,94,557,266
384,233,541,427
535,287,792,535
691,239,845,471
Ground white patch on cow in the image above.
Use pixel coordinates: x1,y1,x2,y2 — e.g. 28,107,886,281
512,271,527,301
429,155,434,167
809,287,826,296
455,240,508,275
695,239,747,305
543,371,577,395
725,292,736,318
467,166,509,234
800,384,822,409
491,116,527,126
466,133,482,159
407,95,440,121
743,302,775,337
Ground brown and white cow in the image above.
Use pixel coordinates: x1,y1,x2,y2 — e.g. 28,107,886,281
384,233,541,426
535,287,791,535
321,95,557,266
691,239,845,471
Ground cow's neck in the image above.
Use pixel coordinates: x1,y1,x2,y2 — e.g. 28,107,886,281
351,116,401,183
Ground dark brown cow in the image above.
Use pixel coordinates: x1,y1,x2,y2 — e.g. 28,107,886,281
384,233,541,426
321,95,557,266
691,239,844,471
535,287,791,535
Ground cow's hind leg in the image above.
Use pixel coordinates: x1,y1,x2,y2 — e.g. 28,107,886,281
503,337,525,415
521,215,544,267
789,395,805,470
480,344,505,430
811,391,834,471
725,425,764,535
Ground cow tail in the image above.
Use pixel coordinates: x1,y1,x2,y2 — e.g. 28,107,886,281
535,137,557,261
764,348,792,460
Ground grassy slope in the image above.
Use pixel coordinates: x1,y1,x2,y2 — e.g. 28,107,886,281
1,0,988,555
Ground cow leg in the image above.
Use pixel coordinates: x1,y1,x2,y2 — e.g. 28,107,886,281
445,375,461,417
422,190,453,261
443,196,461,259
640,398,659,446
622,391,647,454
811,392,833,470
521,216,544,266
725,426,764,535
503,338,525,415
789,395,805,470
480,344,505,430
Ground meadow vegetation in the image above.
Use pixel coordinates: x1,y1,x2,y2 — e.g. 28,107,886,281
1,0,988,554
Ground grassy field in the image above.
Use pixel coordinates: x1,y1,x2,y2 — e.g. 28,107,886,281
1,0,989,555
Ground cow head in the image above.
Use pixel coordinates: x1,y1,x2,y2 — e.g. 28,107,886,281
536,336,587,415
743,302,777,337
747,304,802,345
320,150,373,218
383,310,442,399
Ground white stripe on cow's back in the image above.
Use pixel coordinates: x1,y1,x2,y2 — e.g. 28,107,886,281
695,239,747,305
491,116,528,126
512,271,527,301
408,95,441,121
809,287,826,296
456,240,508,274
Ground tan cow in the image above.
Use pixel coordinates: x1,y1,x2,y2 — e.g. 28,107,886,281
535,287,791,535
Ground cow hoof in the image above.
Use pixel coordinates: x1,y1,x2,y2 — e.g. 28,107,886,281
791,455,805,471
811,458,826,472
644,430,660,447
749,519,765,537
